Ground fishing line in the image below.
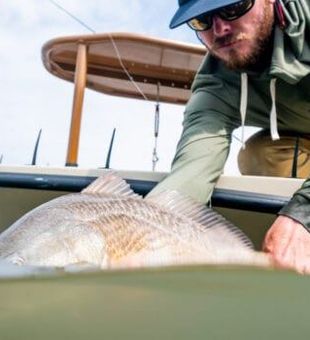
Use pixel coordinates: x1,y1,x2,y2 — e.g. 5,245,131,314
48,0,160,169
107,34,148,101
48,0,96,33
47,0,149,101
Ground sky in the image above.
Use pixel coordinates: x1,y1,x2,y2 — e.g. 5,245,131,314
0,0,256,174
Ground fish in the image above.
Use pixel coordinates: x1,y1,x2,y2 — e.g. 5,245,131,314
0,171,270,269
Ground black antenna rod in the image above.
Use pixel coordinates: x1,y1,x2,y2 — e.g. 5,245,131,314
31,129,42,166
105,128,116,169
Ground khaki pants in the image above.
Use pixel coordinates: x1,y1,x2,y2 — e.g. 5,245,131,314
238,130,310,179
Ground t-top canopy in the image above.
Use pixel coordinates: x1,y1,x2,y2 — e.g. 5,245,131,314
42,32,206,166
42,32,206,105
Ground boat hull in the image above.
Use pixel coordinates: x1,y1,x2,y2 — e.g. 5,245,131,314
0,265,309,340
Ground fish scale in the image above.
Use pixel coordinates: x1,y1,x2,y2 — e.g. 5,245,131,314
0,171,270,269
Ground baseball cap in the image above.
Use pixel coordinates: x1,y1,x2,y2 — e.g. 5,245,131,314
170,0,242,28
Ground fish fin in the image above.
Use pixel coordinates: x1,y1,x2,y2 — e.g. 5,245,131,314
82,171,141,198
146,190,253,249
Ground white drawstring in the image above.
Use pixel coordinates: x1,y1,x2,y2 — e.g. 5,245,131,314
270,78,280,140
239,75,279,147
240,73,248,149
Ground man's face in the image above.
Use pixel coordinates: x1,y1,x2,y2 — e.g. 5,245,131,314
197,0,275,70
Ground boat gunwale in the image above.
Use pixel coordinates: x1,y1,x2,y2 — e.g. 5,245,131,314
0,170,290,213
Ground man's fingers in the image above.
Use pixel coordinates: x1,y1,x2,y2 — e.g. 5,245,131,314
294,245,310,275
272,244,296,270
262,216,310,275
295,260,310,275
271,243,310,275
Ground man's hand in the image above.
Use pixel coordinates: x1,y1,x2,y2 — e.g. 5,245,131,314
263,215,310,274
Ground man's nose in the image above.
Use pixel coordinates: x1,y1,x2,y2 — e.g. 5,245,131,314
212,15,232,37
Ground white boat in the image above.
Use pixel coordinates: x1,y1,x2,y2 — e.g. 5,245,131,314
0,32,304,248
0,31,308,340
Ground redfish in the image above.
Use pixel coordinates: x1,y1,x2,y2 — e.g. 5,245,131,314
0,172,269,269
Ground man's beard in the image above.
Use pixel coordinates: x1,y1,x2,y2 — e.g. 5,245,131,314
206,2,274,70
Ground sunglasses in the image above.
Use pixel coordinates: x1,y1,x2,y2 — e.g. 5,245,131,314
187,0,255,31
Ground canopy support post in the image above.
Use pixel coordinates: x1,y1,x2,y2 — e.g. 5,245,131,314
65,43,87,166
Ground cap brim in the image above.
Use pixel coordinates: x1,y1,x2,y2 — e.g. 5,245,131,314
170,0,242,28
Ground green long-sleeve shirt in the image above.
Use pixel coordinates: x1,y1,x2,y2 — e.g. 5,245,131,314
151,0,310,230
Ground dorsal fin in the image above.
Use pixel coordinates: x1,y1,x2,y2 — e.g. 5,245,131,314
146,190,253,249
82,171,141,198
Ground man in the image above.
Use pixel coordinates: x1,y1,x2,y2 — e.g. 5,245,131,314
151,0,310,273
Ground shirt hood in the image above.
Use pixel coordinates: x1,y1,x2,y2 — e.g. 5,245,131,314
270,0,310,84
